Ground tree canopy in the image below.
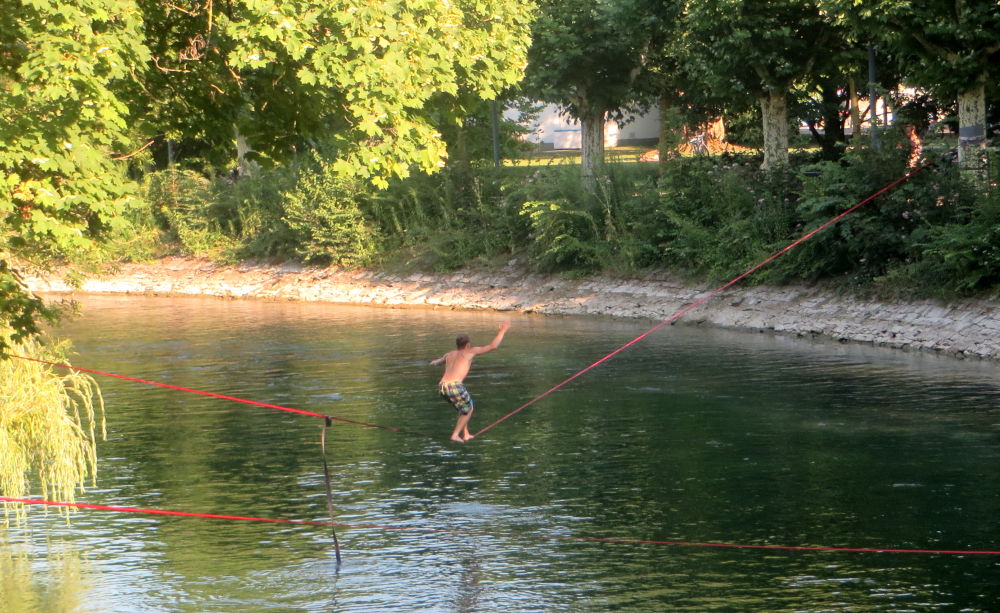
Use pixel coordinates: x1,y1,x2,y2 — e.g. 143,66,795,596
133,0,534,183
1,0,149,354
1,0,535,349
857,0,1000,164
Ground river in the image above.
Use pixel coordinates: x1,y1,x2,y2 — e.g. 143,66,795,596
4,294,1000,612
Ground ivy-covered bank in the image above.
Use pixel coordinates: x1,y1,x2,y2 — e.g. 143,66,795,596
25,256,1000,361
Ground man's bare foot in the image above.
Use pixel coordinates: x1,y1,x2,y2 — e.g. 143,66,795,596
463,433,475,442
450,435,466,443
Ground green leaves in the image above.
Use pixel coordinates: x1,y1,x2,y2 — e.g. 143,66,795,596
681,0,833,96
210,0,533,187
1,0,535,341
2,0,147,346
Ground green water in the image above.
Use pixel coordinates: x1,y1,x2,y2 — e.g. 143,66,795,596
4,294,1000,612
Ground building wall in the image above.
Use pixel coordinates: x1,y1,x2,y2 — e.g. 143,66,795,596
508,103,660,150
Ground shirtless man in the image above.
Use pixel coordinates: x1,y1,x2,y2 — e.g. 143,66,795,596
431,321,510,442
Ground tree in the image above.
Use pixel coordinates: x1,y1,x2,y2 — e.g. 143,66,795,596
521,0,666,180
680,0,837,169
855,0,1000,168
135,0,535,186
1,0,149,355
2,0,534,347
1,338,105,521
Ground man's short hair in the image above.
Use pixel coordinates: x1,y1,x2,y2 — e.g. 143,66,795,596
456,334,470,349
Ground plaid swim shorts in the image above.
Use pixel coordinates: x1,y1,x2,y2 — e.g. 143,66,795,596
439,381,474,415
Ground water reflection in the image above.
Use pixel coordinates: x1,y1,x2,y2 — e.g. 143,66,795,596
2,294,998,611
1,539,89,613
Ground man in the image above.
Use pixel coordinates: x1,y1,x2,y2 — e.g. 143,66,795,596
431,321,510,442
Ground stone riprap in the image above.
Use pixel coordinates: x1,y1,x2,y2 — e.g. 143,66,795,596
23,257,1000,360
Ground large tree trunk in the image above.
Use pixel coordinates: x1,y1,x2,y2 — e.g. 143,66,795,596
580,107,606,182
807,81,847,161
760,92,789,170
235,126,257,177
957,80,987,172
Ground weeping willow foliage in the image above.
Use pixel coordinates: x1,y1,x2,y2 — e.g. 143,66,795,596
1,335,105,525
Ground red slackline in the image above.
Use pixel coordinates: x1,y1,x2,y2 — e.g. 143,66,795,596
4,496,997,556
13,356,422,436
473,159,939,437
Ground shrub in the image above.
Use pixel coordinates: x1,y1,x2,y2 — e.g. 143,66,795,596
519,199,602,272
655,156,799,280
898,178,1000,296
774,135,973,287
367,165,525,272
282,166,378,267
213,167,300,260
140,169,239,262
505,162,662,273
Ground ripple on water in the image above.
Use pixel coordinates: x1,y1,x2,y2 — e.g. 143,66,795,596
9,295,999,612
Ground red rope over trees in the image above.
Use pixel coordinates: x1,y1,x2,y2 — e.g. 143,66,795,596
473,158,941,437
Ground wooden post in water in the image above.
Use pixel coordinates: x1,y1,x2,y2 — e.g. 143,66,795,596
321,416,342,565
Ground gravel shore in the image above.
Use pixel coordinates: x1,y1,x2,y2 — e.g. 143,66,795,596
24,256,1000,361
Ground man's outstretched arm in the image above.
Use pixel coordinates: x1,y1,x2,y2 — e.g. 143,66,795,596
472,321,510,355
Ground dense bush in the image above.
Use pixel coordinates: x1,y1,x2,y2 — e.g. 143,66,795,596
648,137,1000,297
140,168,285,263
506,163,662,273
654,154,798,279
884,152,1000,296
368,164,526,271
773,137,979,290
282,164,378,267
219,167,299,261
140,169,236,261
127,140,1000,298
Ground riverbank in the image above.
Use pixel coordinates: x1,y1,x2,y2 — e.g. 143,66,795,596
23,256,1000,361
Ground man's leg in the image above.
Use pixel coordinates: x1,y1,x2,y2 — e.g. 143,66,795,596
452,408,473,443
461,408,474,441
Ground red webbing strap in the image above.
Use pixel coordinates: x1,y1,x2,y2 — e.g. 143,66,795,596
12,355,426,436
3,496,998,555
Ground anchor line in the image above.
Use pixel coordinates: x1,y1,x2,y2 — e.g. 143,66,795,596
11,355,427,437
2,496,997,556
473,158,941,437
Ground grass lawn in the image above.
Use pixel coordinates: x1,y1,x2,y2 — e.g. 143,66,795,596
507,145,656,166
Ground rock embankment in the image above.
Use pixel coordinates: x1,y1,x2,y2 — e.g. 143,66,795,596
23,257,1000,361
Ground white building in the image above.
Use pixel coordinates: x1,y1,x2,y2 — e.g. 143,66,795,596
508,103,660,150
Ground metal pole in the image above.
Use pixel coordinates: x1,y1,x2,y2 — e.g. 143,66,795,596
868,45,879,150
491,100,501,168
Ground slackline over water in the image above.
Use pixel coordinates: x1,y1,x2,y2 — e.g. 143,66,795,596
13,156,941,438
7,155,979,558
3,496,999,556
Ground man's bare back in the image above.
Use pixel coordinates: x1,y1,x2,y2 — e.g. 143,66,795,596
437,348,477,383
